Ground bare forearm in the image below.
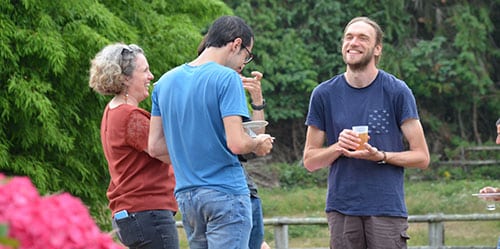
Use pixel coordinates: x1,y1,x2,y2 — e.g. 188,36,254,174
303,143,343,172
251,109,265,134
383,150,430,169
148,138,168,158
393,119,430,169
232,135,259,155
232,134,272,156
252,109,265,121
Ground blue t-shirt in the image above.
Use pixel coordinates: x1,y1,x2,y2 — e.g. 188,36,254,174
305,70,419,217
151,62,250,195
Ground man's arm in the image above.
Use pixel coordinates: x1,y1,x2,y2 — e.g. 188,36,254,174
148,116,171,164
387,118,430,169
303,125,344,172
479,186,500,201
242,71,265,133
224,115,272,156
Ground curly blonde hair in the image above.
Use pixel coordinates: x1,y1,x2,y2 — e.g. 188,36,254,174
89,43,144,95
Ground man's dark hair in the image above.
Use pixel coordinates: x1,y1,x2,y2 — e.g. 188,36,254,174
197,35,207,56
202,16,254,50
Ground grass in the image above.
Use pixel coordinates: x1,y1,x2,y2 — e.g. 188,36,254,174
96,178,500,248
257,178,500,248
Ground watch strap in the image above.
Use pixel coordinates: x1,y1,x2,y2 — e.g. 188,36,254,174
251,99,266,110
377,151,387,164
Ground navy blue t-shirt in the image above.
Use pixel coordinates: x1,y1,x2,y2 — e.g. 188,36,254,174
305,70,419,217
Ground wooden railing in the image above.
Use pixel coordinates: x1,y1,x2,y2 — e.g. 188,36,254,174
438,146,500,166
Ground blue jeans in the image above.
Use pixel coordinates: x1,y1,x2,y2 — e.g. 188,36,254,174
112,210,179,249
249,196,264,249
176,188,252,249
497,236,500,249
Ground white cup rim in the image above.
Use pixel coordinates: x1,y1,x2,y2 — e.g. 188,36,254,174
352,125,368,133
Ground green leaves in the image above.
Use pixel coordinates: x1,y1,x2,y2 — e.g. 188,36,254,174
0,223,20,248
226,0,500,161
0,0,499,213
0,0,230,220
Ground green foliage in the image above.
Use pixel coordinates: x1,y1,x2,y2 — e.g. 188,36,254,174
394,1,499,146
0,0,231,219
0,0,115,208
226,1,319,122
256,179,500,247
259,186,327,218
227,0,500,162
272,162,327,189
470,165,500,180
99,0,232,112
1,0,500,229
405,179,499,214
0,223,20,248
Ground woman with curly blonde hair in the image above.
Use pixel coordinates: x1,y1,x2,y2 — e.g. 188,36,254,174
89,43,178,249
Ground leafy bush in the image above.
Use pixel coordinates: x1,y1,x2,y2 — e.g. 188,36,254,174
271,162,328,189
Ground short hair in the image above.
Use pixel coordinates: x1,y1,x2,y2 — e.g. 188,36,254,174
89,43,144,95
496,118,500,126
201,16,254,51
343,17,384,64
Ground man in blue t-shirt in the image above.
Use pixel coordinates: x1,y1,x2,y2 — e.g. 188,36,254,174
148,16,274,249
197,37,270,249
303,16,430,249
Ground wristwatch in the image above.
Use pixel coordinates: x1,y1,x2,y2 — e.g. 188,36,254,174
251,99,266,110
377,151,387,164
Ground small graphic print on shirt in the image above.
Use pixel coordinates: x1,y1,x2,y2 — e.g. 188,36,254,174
368,109,390,135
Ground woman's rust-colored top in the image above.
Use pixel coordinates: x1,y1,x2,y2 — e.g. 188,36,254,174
100,104,177,215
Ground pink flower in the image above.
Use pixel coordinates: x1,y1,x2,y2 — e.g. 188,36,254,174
0,176,39,220
0,174,123,249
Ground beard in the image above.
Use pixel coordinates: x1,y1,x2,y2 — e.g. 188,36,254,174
343,47,374,72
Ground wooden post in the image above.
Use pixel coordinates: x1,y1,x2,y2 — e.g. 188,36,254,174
428,221,445,246
274,224,289,249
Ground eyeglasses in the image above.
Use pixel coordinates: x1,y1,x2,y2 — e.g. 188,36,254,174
120,46,134,75
121,46,133,56
241,44,254,64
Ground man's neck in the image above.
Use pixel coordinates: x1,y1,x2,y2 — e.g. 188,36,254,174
344,65,379,88
189,47,228,67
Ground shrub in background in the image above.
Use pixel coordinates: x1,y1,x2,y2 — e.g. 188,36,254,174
273,162,328,188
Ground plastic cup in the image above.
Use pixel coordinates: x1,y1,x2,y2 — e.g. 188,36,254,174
352,125,369,150
486,202,496,211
